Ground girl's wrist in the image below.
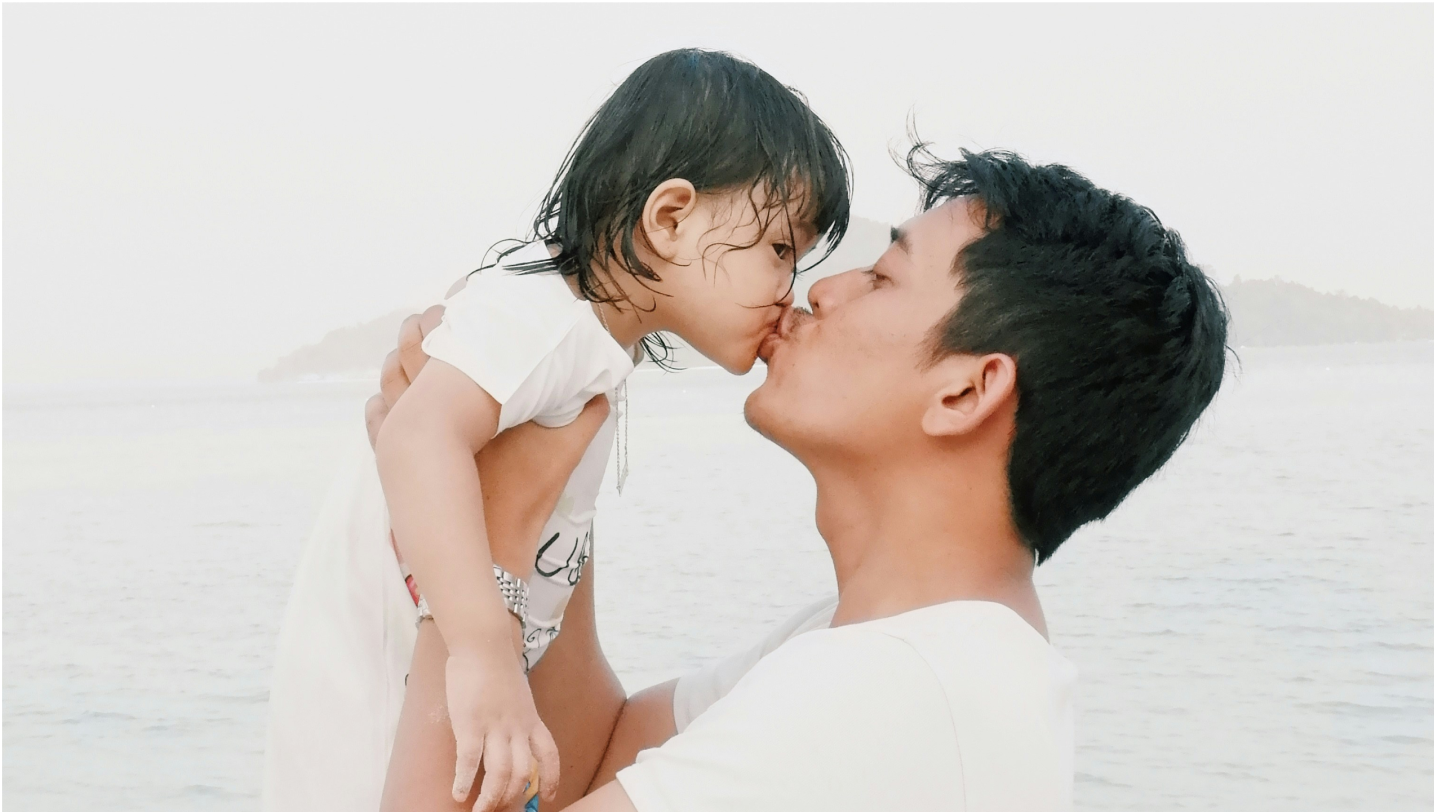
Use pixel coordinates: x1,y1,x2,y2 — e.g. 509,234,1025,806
447,611,525,662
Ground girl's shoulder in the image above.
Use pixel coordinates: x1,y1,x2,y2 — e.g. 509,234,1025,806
449,243,584,328
425,242,631,407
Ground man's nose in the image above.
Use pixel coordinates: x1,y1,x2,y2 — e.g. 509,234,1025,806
807,268,864,317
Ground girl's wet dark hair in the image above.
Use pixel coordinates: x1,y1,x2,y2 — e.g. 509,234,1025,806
502,48,852,365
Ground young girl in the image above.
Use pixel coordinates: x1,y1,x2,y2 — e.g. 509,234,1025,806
262,48,850,812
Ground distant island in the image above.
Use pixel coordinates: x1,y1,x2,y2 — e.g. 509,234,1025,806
258,310,413,382
1220,276,1434,346
259,217,1434,381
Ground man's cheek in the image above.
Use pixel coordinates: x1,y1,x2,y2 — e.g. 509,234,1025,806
811,326,872,383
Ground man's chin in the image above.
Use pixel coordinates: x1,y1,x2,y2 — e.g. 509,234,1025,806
745,384,826,473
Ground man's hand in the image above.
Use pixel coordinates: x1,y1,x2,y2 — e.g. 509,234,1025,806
367,305,446,449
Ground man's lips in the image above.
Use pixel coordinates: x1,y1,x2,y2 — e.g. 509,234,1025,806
758,307,810,364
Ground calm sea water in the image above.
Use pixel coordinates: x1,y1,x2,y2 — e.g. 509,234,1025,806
5,343,1432,811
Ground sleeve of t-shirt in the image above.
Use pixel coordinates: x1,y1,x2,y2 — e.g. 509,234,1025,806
421,270,618,433
671,596,838,732
618,627,966,812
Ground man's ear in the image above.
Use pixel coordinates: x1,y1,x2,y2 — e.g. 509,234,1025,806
640,179,698,262
920,353,1017,438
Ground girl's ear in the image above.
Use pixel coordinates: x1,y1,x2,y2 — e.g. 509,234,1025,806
641,179,698,261
921,353,1018,439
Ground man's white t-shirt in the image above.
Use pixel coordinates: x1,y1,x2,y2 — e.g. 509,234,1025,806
421,241,636,665
619,599,1077,812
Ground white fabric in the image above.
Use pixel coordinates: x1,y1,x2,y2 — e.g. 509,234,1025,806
620,601,1077,812
520,410,616,666
422,241,635,433
672,596,837,732
261,438,419,812
420,241,634,663
262,243,632,812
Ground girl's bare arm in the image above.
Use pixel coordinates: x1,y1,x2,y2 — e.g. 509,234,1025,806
371,308,647,810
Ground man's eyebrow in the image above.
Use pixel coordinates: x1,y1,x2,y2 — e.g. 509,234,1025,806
890,226,912,254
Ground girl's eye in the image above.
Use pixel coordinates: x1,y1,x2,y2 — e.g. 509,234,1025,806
773,243,792,261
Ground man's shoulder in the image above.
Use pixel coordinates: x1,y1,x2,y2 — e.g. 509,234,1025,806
737,603,1043,701
739,616,947,696
678,618,963,764
672,596,835,732
623,621,965,812
848,601,1070,735
851,601,1074,812
748,601,1073,806
861,601,1054,672
625,601,1074,812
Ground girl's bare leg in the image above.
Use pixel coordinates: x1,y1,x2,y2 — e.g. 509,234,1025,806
525,554,626,808
382,555,624,812
381,617,483,812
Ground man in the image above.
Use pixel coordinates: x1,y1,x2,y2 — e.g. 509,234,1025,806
370,146,1229,811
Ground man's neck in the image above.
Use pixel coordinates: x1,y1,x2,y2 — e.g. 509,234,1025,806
810,451,1047,638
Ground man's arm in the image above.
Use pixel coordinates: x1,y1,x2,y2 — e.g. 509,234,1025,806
564,782,639,812
584,681,677,793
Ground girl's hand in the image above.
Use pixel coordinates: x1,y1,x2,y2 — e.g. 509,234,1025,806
447,650,561,812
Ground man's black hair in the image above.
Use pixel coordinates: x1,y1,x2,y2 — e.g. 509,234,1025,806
908,144,1230,563
512,48,852,366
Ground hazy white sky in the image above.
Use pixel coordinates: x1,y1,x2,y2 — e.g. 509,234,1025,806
5,4,1432,385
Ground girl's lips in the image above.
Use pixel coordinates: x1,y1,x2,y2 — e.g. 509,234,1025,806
757,329,780,364
757,307,807,364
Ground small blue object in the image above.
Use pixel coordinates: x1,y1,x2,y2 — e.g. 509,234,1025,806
524,794,540,812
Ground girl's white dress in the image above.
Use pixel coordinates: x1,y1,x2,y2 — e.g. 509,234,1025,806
261,242,633,812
